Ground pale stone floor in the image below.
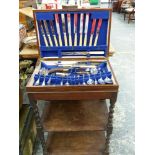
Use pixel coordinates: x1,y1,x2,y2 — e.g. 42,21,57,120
109,12,135,155
35,12,135,155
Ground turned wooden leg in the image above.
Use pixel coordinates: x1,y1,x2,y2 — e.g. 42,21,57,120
124,13,126,21
128,13,131,24
104,94,117,155
30,99,47,155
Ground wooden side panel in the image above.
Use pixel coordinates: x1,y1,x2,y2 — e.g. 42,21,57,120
28,91,114,100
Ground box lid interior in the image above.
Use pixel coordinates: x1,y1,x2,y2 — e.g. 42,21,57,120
34,9,111,59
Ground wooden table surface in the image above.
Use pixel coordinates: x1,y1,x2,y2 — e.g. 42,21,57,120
19,45,39,59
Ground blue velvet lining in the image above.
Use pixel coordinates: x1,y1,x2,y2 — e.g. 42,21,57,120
33,62,113,85
34,10,110,58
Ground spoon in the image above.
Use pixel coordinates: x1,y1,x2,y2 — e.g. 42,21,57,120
98,72,105,84
87,74,94,85
82,74,86,85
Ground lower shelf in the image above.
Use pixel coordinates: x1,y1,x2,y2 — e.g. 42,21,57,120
46,131,106,155
42,100,108,132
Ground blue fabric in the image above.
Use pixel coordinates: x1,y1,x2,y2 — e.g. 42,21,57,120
33,62,113,86
35,10,110,58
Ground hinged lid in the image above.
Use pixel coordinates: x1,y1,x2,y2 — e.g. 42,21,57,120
33,8,112,59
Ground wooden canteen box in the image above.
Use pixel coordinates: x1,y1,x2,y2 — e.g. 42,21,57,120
26,8,119,99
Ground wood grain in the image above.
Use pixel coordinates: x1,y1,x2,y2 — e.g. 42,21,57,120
28,91,115,101
42,100,108,132
46,131,106,155
19,7,33,19
19,45,39,59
